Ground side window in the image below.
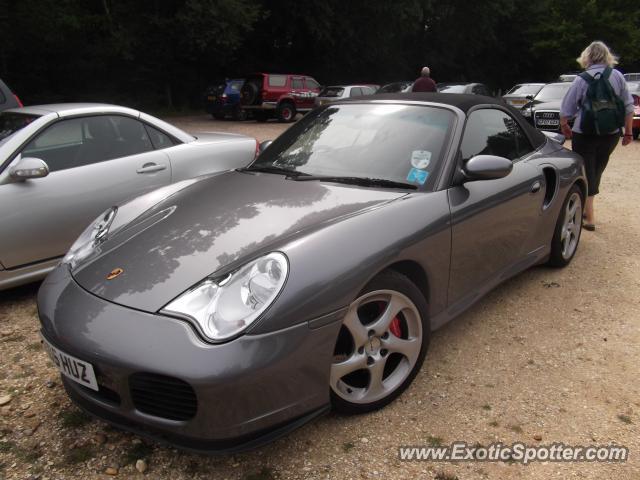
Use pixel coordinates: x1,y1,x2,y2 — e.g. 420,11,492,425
461,109,533,161
21,115,154,173
349,87,363,97
110,116,153,157
144,124,175,150
21,118,85,172
291,78,304,90
362,86,375,95
268,75,287,87
305,77,320,90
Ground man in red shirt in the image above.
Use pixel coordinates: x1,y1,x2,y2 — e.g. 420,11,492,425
412,67,437,92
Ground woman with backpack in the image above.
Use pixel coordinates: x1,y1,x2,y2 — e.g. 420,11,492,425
560,41,634,231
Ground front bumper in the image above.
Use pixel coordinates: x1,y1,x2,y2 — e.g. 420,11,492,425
38,266,341,452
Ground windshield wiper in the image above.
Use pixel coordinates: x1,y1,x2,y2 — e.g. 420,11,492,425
237,165,310,177
290,175,418,190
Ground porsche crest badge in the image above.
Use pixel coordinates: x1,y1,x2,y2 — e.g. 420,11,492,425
106,268,124,280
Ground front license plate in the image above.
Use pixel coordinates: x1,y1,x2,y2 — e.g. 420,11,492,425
537,119,559,126
42,336,98,391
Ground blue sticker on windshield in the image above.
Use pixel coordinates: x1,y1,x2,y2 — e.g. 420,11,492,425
407,168,429,185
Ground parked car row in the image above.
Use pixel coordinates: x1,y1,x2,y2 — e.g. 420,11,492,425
204,74,506,124
506,76,639,137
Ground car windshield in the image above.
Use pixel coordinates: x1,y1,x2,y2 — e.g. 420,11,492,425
438,84,466,93
0,112,40,141
377,83,410,94
507,84,543,95
319,87,345,97
250,103,454,190
534,83,571,101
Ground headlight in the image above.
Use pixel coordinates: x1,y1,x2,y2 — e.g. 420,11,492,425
163,252,288,341
62,207,117,268
521,107,532,117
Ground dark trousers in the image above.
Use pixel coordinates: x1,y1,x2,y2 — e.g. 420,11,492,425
572,133,619,196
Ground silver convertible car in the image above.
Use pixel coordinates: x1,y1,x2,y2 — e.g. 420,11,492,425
0,103,257,290
38,93,586,452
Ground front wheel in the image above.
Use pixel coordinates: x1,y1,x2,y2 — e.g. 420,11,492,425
548,184,583,267
232,106,247,121
330,270,429,414
276,102,296,123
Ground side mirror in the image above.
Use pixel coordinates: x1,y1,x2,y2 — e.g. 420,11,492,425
541,131,566,145
525,95,534,100
9,157,50,181
464,155,513,181
259,140,273,153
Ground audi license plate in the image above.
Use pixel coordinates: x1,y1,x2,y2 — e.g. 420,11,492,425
537,119,559,126
42,336,98,391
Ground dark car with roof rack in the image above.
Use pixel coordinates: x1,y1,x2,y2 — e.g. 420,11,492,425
204,79,246,121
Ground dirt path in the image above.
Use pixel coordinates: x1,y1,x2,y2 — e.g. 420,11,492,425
0,118,638,479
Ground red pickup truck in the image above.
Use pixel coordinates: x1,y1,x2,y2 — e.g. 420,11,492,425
240,73,321,122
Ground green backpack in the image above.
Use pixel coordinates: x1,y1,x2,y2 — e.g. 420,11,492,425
579,67,626,135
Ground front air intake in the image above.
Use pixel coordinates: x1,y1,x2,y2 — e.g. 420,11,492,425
129,372,197,421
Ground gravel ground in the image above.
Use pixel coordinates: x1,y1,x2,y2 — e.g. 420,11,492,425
1,116,639,480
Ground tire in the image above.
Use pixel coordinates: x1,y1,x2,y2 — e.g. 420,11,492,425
633,129,639,140
212,112,225,120
330,270,429,414
232,106,247,121
547,184,584,267
240,82,259,106
276,102,296,123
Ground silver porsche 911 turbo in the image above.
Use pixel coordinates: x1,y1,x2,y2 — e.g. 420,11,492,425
37,93,586,452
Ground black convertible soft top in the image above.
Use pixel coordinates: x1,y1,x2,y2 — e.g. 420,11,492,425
355,92,547,149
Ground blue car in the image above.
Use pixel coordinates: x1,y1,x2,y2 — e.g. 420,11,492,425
204,79,246,120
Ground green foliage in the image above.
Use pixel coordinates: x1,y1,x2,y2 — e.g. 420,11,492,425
1,0,639,109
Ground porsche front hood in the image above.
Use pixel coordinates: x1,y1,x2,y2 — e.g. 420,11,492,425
72,171,407,312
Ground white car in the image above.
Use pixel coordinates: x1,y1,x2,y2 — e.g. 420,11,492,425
0,103,257,290
314,85,376,107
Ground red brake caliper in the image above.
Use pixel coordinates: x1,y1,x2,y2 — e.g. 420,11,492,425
390,316,402,337
379,301,402,337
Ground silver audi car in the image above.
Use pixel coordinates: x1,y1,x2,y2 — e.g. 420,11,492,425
0,103,257,290
38,93,586,452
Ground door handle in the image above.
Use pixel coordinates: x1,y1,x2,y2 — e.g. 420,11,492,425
136,163,166,174
530,180,542,193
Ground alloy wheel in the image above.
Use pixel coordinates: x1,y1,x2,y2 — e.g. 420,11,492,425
331,290,423,404
561,192,582,259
